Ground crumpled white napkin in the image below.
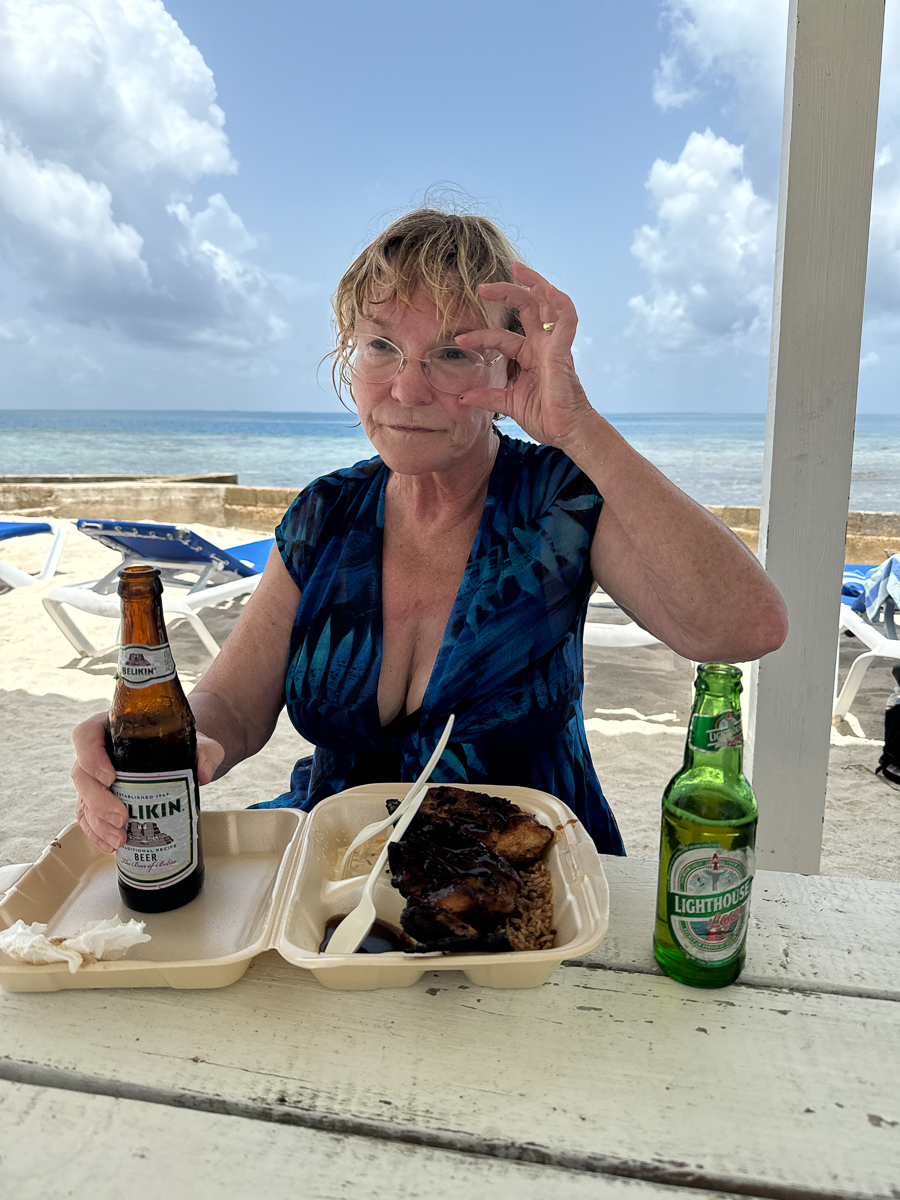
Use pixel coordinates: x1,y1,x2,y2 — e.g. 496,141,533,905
0,917,151,974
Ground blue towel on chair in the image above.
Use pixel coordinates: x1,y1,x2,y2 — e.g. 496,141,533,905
842,564,875,603
853,555,900,622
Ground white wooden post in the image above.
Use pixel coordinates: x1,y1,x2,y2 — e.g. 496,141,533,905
745,0,885,873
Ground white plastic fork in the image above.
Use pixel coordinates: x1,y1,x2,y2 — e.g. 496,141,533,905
338,713,455,879
324,714,455,955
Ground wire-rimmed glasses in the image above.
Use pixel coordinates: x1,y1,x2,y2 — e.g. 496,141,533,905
348,334,503,394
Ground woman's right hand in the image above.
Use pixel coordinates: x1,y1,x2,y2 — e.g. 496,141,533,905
71,712,225,852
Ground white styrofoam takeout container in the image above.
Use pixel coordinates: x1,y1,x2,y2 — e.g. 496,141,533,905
0,784,609,992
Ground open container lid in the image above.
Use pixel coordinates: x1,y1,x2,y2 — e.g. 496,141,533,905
0,785,609,993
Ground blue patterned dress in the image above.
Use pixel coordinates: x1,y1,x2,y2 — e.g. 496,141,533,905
255,432,625,855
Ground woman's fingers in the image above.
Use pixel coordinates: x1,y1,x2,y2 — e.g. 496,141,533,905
479,273,577,342
76,801,127,852
71,711,115,787
458,386,515,416
72,763,127,851
197,733,225,785
454,327,524,361
71,710,124,850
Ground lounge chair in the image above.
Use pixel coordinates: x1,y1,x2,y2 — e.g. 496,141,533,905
43,519,273,659
0,519,67,593
833,560,900,722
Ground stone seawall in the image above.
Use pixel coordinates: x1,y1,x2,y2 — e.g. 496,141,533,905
2,480,898,562
706,506,900,564
0,478,297,534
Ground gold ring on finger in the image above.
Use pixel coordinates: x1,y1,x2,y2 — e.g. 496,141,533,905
542,322,555,332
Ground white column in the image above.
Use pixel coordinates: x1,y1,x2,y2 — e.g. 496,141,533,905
745,0,884,873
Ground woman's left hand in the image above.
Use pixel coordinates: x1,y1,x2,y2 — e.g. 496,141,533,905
454,262,596,451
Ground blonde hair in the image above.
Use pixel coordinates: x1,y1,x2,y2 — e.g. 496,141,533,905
331,207,524,397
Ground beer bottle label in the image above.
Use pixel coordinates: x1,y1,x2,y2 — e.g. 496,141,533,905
118,642,176,689
666,844,754,965
689,709,743,753
113,768,199,891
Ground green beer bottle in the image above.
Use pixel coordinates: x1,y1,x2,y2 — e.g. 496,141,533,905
653,663,757,988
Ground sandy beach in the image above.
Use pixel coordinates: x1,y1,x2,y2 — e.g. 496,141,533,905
1,516,897,882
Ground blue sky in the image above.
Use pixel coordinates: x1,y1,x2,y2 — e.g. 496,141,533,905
1,0,898,413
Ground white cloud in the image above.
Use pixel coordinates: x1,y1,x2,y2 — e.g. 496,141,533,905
646,0,900,346
628,130,775,353
0,0,287,350
0,317,35,344
0,120,151,304
652,53,699,112
654,0,788,120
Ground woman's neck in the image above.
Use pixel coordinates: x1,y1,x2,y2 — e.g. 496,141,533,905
385,430,499,527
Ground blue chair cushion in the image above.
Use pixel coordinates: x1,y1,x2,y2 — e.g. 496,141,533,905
0,521,52,541
75,520,271,578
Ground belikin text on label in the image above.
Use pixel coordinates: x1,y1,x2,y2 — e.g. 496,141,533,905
117,642,177,689
112,768,199,891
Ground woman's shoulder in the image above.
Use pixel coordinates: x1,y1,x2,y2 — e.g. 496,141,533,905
301,452,384,498
287,453,383,512
277,453,385,556
495,431,601,504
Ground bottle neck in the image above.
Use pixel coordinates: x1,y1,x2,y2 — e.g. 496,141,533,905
113,567,185,702
121,589,168,647
683,665,744,775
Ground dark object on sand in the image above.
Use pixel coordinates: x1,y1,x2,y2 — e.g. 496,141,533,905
876,664,900,786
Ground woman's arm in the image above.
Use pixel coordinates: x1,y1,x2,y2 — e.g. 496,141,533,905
72,545,301,851
188,545,299,773
456,264,788,663
568,412,786,662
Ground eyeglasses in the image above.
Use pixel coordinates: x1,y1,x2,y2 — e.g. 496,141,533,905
348,334,503,394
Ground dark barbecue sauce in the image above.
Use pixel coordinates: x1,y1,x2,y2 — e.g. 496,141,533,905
319,916,411,954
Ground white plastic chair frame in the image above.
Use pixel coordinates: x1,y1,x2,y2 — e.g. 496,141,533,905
43,556,263,659
0,519,67,592
833,603,900,723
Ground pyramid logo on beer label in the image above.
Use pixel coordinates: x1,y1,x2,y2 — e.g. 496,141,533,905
125,820,175,848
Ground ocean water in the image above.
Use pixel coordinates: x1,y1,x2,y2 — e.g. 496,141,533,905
2,409,900,511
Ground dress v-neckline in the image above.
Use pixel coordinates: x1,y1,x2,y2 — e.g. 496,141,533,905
373,439,503,733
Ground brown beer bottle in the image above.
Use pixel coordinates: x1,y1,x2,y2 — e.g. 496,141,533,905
108,565,204,912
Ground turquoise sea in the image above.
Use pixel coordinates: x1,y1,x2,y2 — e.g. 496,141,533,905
2,410,899,511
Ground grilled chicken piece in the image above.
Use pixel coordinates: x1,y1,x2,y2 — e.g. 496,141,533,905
412,785,554,866
388,820,522,951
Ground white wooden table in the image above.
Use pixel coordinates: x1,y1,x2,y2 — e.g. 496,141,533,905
1,857,898,1200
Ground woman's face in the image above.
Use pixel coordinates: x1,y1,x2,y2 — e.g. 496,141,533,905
350,290,510,478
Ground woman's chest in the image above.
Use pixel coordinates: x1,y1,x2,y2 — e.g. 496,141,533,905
377,526,477,716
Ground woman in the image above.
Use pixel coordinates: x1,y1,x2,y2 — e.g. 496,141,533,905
73,208,788,855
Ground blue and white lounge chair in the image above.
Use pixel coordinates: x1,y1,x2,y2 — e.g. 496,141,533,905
0,519,67,593
834,558,900,721
42,519,274,659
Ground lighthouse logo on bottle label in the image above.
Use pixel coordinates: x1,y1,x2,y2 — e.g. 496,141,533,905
689,709,743,753
666,844,754,964
118,642,176,688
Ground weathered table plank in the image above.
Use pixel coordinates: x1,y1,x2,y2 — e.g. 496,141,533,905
595,858,900,999
1,1080,730,1200
1,952,897,1198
